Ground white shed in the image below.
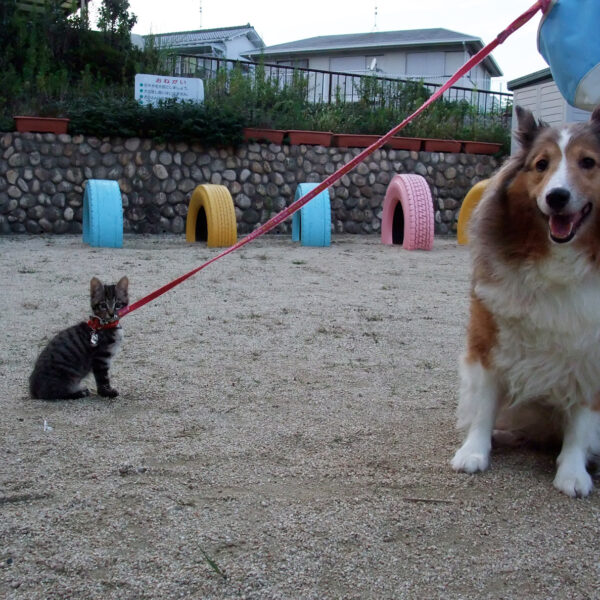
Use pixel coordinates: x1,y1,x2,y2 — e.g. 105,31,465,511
507,68,591,153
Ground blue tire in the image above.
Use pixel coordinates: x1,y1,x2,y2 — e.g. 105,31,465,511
291,183,331,247
83,180,123,248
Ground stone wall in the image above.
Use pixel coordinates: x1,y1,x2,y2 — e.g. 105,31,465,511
0,131,502,236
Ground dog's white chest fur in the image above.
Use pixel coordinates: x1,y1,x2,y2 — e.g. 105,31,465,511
476,248,600,407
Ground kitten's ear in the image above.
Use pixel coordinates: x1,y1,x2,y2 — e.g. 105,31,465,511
116,276,129,293
90,277,103,295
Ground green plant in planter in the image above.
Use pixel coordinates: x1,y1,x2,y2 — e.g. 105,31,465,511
206,60,314,131
66,94,244,146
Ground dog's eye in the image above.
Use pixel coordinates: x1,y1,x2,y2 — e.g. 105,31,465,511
535,159,549,172
580,157,596,170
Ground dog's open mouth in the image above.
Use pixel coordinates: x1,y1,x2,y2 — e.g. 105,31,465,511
548,203,592,243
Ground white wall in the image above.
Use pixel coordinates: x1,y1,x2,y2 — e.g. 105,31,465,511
308,56,330,71
297,48,489,88
225,36,260,61
268,47,494,103
404,50,489,89
510,79,592,153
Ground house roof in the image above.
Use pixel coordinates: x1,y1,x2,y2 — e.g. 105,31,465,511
146,24,264,51
507,68,552,91
247,28,502,77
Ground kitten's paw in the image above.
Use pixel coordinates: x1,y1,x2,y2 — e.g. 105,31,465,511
553,465,593,498
74,388,90,398
98,386,119,398
451,444,490,473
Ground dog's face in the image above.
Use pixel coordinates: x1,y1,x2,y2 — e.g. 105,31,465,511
513,106,600,246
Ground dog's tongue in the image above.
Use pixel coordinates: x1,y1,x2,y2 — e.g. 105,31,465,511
549,214,575,240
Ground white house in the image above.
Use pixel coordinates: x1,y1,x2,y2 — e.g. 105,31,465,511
143,24,265,62
507,68,591,153
244,28,502,91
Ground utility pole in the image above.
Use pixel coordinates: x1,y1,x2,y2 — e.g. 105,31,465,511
199,0,203,28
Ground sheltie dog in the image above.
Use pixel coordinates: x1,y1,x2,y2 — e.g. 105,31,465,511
452,106,600,497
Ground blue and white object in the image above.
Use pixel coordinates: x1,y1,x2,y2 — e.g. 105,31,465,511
538,0,600,110
291,183,331,247
83,180,123,248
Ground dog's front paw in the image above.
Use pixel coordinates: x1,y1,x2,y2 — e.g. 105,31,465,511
553,465,593,498
451,443,490,473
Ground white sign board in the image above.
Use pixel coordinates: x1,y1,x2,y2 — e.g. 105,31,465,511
135,74,204,106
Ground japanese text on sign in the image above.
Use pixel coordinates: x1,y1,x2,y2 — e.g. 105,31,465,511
135,74,204,106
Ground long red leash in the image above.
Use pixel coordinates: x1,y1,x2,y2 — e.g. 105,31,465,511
118,0,549,319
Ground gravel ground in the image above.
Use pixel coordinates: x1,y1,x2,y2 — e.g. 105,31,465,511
1,234,600,600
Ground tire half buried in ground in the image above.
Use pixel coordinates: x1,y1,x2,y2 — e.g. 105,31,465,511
381,174,434,250
291,183,331,247
185,184,237,247
82,179,123,248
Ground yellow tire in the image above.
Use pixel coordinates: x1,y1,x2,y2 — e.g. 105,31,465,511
457,179,489,245
186,184,238,247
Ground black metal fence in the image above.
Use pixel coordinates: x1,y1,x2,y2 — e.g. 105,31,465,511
165,55,512,119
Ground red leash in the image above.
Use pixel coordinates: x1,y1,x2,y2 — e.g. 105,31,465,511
119,0,549,320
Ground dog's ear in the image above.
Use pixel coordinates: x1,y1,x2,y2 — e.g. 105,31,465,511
514,106,546,149
590,105,600,134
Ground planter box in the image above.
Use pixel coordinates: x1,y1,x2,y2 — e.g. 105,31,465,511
333,134,383,149
334,134,422,151
243,127,285,144
422,138,463,153
462,141,502,155
14,116,70,134
386,136,423,151
287,130,333,147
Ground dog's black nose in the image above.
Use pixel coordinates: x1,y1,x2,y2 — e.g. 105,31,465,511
546,188,571,211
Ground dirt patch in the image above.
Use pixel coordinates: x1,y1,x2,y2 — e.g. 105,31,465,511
1,234,598,599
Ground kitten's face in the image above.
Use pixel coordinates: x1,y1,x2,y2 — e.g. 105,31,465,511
90,277,129,322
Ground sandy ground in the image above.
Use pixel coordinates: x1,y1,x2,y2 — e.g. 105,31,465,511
1,233,600,600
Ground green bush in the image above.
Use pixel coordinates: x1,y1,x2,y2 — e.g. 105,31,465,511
65,95,244,146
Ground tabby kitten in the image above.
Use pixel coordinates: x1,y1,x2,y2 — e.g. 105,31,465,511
29,276,129,400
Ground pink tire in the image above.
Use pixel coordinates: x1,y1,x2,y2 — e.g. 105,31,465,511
381,174,434,250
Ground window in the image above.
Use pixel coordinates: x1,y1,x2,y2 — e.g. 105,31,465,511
330,56,366,73
406,52,445,77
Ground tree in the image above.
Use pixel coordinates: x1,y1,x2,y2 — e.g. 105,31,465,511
96,0,137,48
